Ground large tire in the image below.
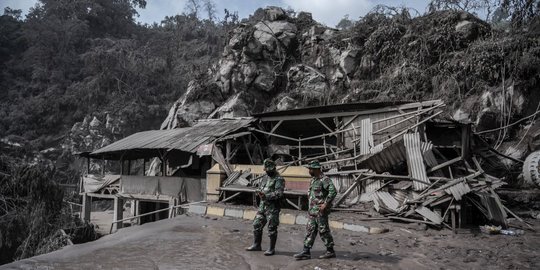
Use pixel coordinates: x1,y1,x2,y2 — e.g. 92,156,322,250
523,151,540,187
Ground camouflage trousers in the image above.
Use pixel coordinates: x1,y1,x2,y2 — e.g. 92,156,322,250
253,203,280,236
303,214,334,249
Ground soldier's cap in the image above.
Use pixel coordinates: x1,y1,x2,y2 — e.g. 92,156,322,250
263,159,276,170
304,160,321,169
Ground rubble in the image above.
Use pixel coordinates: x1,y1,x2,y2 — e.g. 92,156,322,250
237,99,533,231
326,121,527,231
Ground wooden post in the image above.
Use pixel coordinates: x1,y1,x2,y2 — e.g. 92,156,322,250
101,157,105,175
127,160,131,176
242,138,255,165
168,198,177,218
135,200,140,225
81,193,92,222
113,197,124,231
120,158,124,175
298,137,302,165
162,156,167,177
143,159,146,176
226,140,231,163
130,199,137,216
461,124,471,159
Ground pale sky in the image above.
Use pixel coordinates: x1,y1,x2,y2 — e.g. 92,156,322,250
1,0,431,27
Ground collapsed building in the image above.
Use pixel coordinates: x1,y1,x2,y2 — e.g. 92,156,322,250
79,99,531,233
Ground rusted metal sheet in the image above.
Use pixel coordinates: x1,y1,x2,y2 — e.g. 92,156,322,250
404,133,430,191
358,139,407,173
444,180,471,200
91,118,254,159
360,118,373,155
415,206,443,224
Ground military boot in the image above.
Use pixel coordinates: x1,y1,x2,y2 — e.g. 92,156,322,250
245,231,262,251
293,246,311,260
318,247,336,259
264,234,277,256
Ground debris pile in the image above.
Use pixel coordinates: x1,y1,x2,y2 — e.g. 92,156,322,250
329,123,530,230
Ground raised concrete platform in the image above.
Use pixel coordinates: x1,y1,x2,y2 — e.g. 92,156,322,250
188,203,373,234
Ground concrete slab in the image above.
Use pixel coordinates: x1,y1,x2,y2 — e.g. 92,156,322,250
188,204,207,215
206,206,225,217
329,220,344,229
225,208,244,218
279,213,296,225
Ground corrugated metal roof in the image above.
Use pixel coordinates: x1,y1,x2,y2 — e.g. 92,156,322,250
444,180,471,200
374,191,400,212
90,118,254,159
358,139,407,172
360,118,373,155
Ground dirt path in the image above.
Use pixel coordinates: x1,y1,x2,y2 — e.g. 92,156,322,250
2,214,539,270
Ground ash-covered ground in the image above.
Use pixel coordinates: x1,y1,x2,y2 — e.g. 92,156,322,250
2,214,539,270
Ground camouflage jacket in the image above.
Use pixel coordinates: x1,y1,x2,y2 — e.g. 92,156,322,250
308,175,337,216
257,173,285,206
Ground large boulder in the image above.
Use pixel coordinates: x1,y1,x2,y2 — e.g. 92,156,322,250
287,64,329,101
254,21,297,50
252,6,288,22
340,49,360,75
160,80,223,129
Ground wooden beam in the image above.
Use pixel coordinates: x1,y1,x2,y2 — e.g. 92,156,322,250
285,198,301,210
249,128,299,142
426,157,462,174
222,191,242,202
270,120,283,133
341,114,360,130
242,138,255,165
316,118,334,133
373,112,420,135
371,102,443,124
377,111,443,146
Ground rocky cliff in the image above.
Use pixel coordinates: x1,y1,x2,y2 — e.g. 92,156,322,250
65,7,540,173
158,6,539,166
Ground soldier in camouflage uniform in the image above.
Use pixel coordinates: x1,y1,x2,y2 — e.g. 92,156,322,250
294,160,337,260
245,159,285,256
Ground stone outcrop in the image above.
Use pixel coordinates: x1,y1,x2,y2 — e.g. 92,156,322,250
63,114,123,154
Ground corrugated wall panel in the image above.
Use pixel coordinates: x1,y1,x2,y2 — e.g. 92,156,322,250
404,133,430,191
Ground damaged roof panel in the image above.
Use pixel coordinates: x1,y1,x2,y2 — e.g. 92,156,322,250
254,100,443,121
90,118,254,160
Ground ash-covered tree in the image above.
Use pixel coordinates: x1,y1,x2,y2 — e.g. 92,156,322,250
336,14,355,30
